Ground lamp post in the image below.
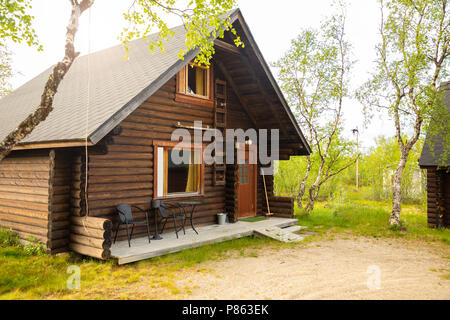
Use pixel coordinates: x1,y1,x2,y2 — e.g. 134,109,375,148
352,127,359,190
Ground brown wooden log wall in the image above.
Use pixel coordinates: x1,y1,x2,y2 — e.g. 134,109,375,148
444,172,450,227
0,149,72,252
49,150,74,253
259,174,294,218
0,150,52,246
426,168,449,228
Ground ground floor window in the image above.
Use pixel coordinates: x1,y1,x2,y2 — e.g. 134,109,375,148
154,141,204,198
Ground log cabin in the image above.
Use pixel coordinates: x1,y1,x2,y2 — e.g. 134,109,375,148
0,9,310,259
419,81,450,228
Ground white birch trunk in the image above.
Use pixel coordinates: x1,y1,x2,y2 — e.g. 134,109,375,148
0,0,94,161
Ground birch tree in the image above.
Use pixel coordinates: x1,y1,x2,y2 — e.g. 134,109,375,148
358,0,450,226
0,0,239,160
273,3,356,213
0,0,94,160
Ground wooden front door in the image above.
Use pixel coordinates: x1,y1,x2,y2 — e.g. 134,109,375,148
237,147,257,218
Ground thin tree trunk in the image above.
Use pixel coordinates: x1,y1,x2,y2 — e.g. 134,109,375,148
390,151,408,226
305,191,318,213
305,171,322,213
0,0,94,161
296,155,311,209
305,155,356,214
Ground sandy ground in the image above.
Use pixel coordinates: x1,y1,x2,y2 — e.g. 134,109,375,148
176,237,450,300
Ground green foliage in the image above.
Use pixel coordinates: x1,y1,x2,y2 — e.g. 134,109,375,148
357,136,426,203
120,0,243,65
275,135,426,204
275,134,355,201
358,0,450,165
272,9,352,142
23,236,45,256
0,227,20,247
0,228,45,256
0,0,41,49
0,0,39,99
272,1,356,210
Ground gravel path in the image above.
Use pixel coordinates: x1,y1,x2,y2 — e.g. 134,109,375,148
176,237,450,300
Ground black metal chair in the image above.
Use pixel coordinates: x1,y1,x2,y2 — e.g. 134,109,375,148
155,202,186,239
114,204,151,247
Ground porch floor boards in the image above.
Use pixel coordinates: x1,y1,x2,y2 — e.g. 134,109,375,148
111,217,298,265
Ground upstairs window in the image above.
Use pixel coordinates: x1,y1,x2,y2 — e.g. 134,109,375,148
176,63,213,107
187,65,208,97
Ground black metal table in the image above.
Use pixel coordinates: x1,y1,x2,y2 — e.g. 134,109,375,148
178,201,202,235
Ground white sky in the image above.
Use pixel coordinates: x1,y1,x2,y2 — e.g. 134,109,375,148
8,0,394,151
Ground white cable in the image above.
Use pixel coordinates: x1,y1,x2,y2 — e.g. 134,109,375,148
83,6,92,229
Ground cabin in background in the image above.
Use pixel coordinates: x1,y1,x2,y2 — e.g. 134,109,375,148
0,9,310,258
419,81,450,228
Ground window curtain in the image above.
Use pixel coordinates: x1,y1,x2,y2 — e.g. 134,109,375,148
185,152,200,193
196,68,205,96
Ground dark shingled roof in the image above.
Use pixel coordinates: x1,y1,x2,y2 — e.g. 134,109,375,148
0,22,192,145
419,81,450,167
0,8,310,154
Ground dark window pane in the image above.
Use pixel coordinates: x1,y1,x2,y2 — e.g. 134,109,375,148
187,66,207,96
167,149,200,194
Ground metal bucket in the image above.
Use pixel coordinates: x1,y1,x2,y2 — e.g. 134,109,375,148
217,213,227,225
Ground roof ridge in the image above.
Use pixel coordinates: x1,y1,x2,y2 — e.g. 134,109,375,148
75,8,240,60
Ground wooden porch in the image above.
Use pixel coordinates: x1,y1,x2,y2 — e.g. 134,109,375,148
111,217,298,265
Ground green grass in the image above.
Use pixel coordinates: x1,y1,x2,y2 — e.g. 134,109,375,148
0,247,73,298
295,200,450,244
0,229,281,299
138,235,279,267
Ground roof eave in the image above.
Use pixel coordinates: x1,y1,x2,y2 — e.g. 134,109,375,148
233,10,312,155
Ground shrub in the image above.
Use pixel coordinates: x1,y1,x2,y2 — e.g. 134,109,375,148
23,236,46,256
0,228,20,247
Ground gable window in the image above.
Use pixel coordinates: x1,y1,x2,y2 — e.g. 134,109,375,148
176,63,214,107
188,65,208,96
154,141,204,198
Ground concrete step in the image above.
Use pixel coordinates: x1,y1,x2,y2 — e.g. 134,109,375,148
254,226,305,243
282,225,303,233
